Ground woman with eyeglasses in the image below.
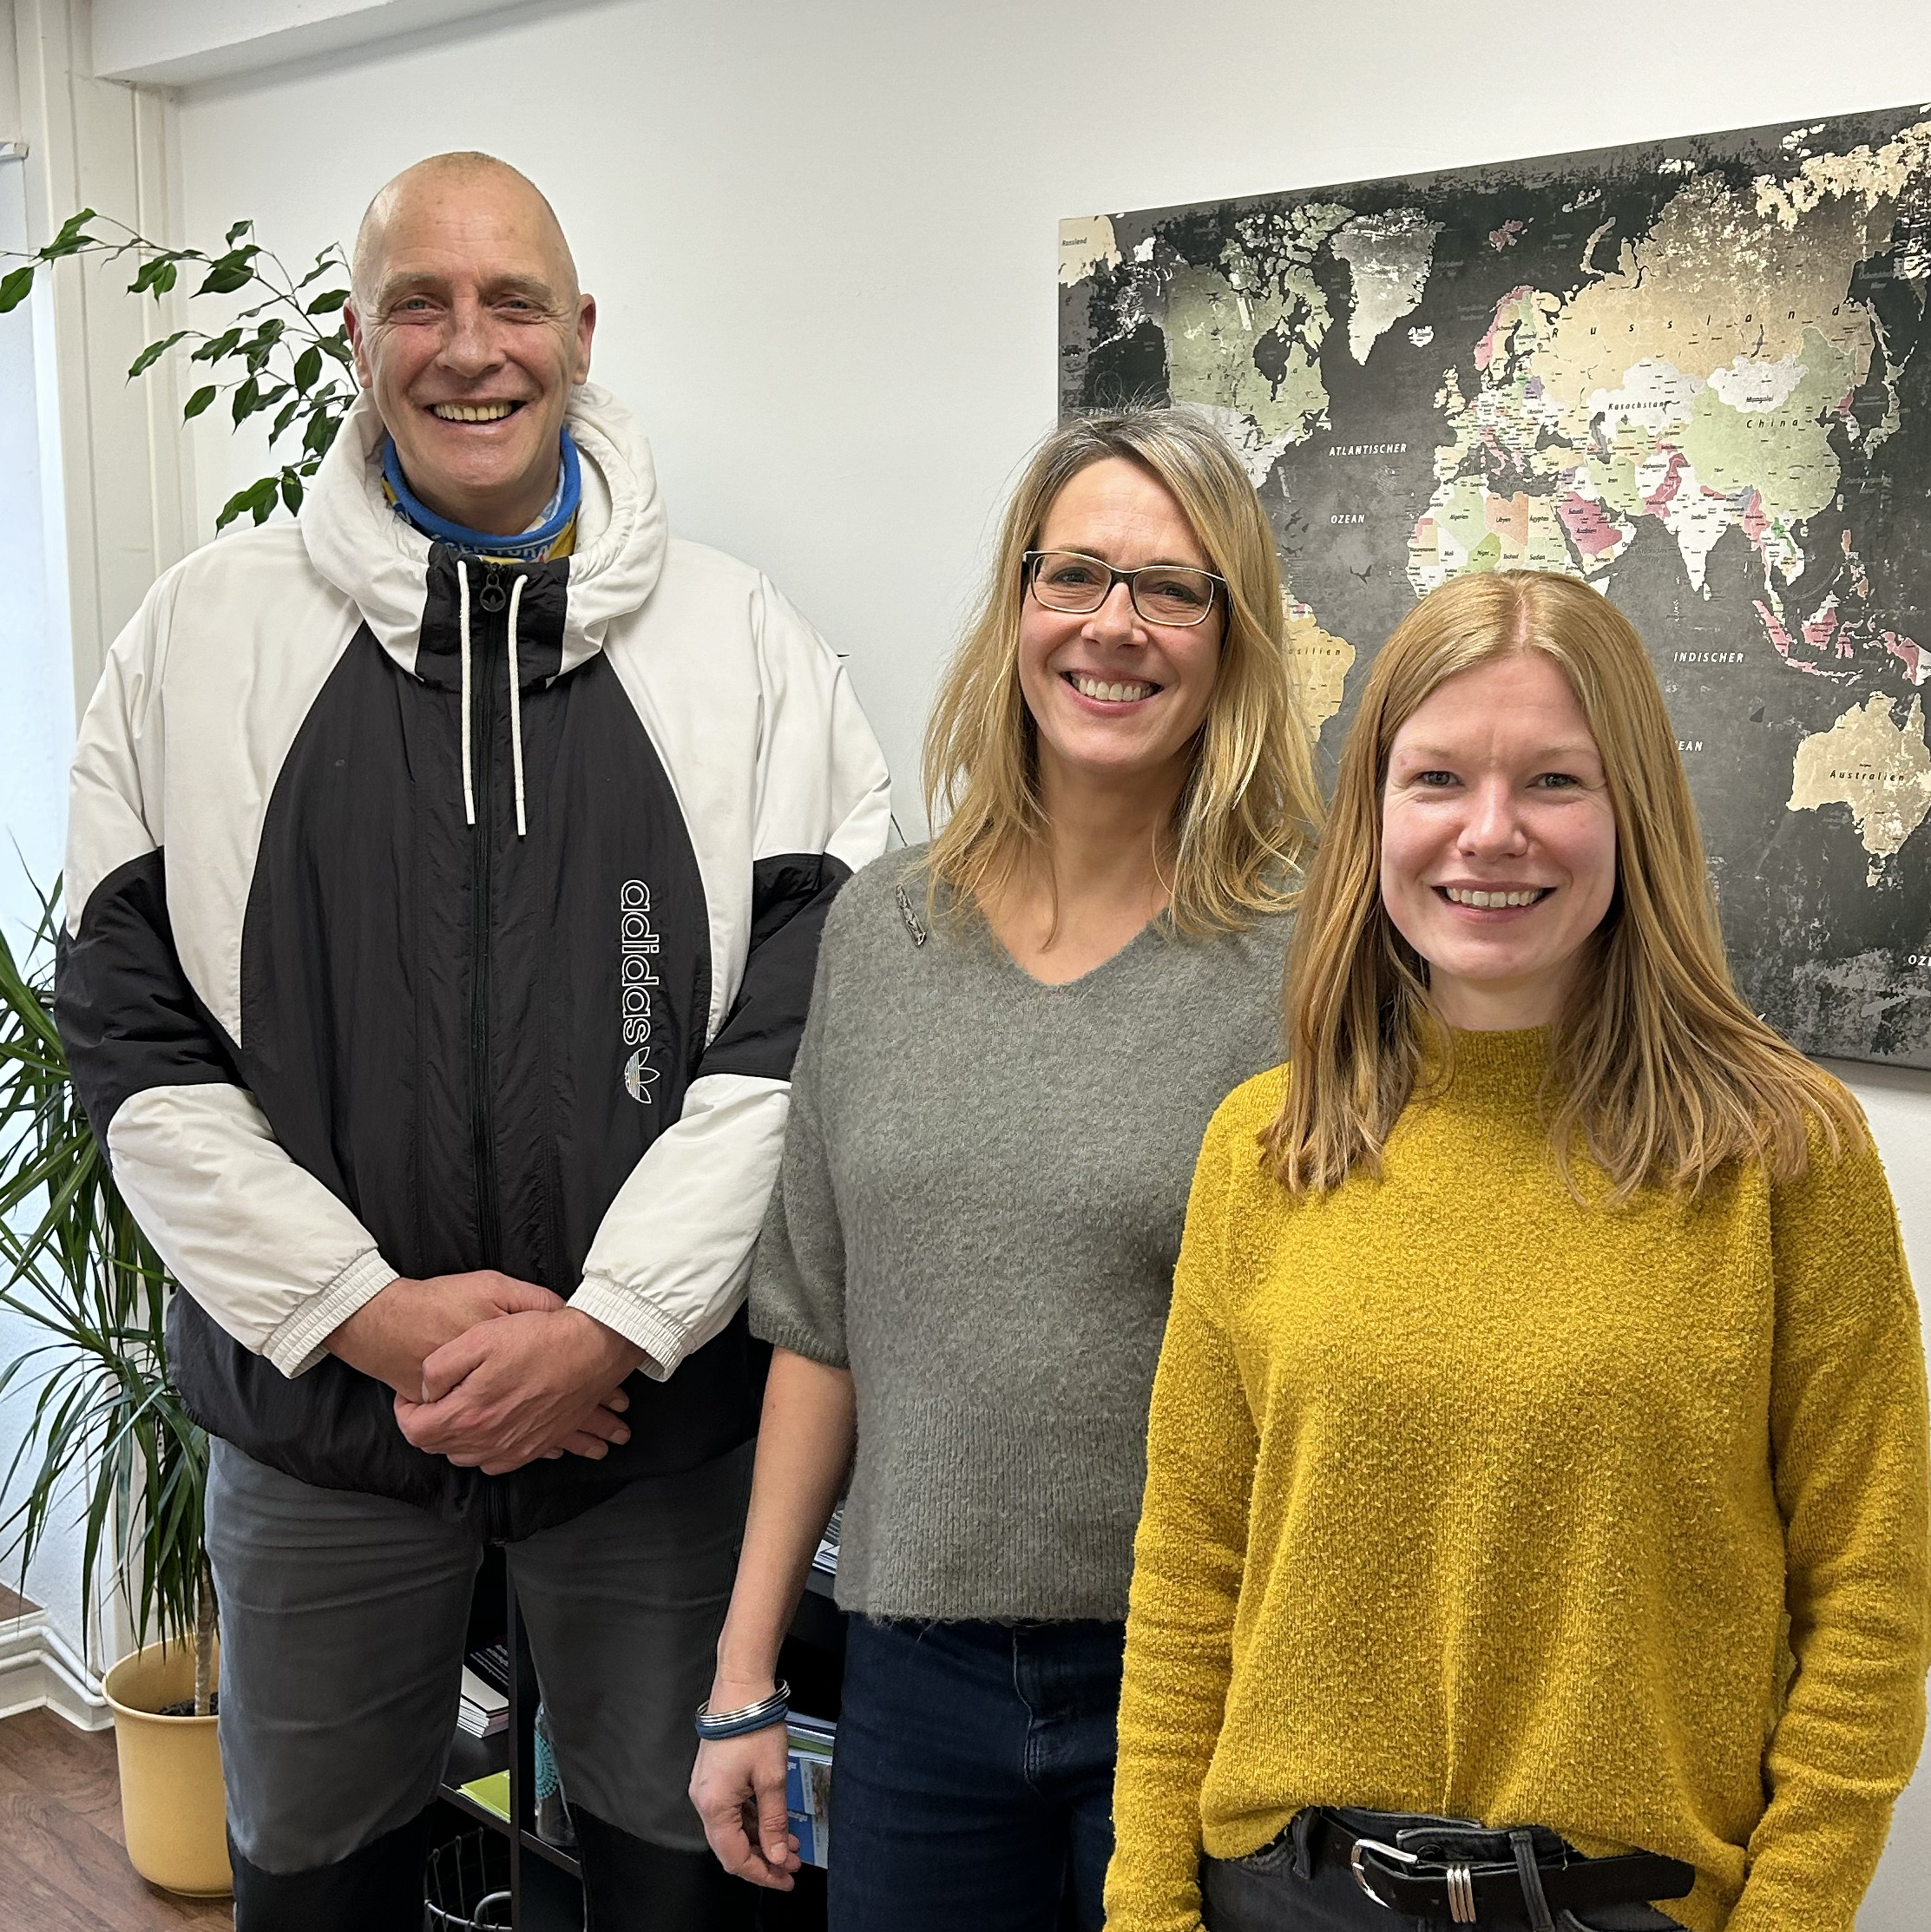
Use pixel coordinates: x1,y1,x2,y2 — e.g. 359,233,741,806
1106,568,1929,1932
688,409,1323,1931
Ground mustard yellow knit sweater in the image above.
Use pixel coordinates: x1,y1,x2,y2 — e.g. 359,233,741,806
1107,1029,1930,1932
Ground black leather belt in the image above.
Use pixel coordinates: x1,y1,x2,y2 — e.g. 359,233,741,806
1313,1810,1694,1928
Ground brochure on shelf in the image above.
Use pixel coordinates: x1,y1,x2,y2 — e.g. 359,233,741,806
459,1771,511,1823
457,1664,509,1738
466,1641,511,1694
811,1507,843,1578
786,1715,835,1869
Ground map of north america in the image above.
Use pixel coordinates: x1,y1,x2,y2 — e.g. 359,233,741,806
1061,107,1931,1066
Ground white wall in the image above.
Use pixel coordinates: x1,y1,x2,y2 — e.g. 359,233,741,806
115,0,1931,1912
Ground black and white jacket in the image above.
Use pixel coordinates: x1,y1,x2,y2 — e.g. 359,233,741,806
56,384,890,1536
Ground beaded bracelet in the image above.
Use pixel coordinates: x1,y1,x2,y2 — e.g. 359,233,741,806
694,1680,791,1740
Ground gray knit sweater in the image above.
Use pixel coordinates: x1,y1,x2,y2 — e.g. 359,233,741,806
748,851,1292,1622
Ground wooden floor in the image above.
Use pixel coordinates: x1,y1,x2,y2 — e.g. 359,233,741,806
0,1706,231,1930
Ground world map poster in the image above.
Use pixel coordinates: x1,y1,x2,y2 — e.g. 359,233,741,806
1061,107,1931,1067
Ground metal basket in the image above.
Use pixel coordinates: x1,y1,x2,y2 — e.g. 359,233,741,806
424,1828,512,1930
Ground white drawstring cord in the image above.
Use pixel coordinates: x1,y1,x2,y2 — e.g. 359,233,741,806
505,574,528,838
456,561,476,827
453,559,530,838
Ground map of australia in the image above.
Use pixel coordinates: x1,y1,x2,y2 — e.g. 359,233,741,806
1061,107,1931,1067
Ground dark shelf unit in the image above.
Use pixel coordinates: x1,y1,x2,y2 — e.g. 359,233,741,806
432,1547,844,1930
429,1543,579,1930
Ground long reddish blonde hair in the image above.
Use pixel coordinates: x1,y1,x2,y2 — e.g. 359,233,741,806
1264,570,1863,1198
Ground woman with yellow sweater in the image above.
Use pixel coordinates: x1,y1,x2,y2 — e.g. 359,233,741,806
1107,569,1930,1932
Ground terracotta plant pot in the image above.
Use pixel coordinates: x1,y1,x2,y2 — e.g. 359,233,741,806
101,1641,231,1897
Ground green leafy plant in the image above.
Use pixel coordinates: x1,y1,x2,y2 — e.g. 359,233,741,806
0,208,353,532
0,881,214,1712
0,207,356,1718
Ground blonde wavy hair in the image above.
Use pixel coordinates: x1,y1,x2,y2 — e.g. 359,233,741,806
922,409,1322,934
1265,569,1863,1198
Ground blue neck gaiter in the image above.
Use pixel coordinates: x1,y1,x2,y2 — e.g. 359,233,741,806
383,426,581,561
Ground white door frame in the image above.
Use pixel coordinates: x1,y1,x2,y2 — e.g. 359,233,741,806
11,0,194,719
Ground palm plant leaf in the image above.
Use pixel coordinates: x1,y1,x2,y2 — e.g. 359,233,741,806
0,883,207,1652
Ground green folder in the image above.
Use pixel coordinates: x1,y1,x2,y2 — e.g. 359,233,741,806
461,1771,511,1823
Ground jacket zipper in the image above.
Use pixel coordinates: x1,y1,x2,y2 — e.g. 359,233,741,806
470,562,505,1275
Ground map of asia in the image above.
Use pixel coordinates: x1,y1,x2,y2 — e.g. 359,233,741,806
1060,106,1931,1068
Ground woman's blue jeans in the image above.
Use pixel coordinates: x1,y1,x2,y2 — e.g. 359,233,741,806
825,1615,1125,1932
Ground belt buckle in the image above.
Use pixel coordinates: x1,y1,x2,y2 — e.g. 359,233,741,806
1349,1837,1421,1910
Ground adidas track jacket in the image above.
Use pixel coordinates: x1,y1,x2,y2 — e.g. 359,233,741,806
56,384,890,1536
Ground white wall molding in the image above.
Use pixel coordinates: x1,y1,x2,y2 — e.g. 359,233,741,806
12,0,193,715
0,1605,111,1730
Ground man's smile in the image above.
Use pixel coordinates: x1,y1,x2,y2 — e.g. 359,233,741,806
426,399,526,422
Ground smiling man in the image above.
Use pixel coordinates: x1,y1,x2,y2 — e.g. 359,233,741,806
355,155,593,543
56,153,890,1931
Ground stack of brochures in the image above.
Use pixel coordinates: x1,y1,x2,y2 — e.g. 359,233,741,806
811,1507,842,1579
457,1644,510,1739
785,1715,835,1869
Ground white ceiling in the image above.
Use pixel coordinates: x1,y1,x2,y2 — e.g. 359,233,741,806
92,0,555,89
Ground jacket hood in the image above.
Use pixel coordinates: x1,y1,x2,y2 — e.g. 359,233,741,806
300,380,668,678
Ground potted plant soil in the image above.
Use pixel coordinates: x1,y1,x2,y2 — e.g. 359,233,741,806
0,888,229,1896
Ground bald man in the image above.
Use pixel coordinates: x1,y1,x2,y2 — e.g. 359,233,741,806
57,153,890,1930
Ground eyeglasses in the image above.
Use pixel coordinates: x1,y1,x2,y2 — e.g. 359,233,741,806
1023,549,1225,628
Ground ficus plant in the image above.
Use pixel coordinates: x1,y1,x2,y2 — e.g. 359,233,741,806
0,207,355,529
0,884,215,1714
0,206,361,1709
0,209,363,1716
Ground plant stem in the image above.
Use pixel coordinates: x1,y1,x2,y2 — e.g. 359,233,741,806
194,1556,215,1718
239,249,336,340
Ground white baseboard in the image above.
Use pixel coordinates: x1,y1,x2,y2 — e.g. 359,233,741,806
0,1609,112,1731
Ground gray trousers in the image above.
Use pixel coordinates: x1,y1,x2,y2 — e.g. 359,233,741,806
206,1437,752,1874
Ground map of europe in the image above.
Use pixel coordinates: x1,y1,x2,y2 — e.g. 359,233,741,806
1061,107,1931,1068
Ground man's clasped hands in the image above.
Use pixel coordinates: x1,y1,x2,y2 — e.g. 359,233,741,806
326,1272,645,1475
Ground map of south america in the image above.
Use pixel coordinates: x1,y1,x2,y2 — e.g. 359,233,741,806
1061,106,1931,1067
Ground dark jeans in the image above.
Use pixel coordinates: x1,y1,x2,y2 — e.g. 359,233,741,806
1202,1810,1685,1932
826,1615,1125,1932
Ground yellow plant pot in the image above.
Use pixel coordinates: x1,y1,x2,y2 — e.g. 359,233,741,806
102,1641,232,1897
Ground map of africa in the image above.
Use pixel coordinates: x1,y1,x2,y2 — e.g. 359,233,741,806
1060,107,1931,1068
